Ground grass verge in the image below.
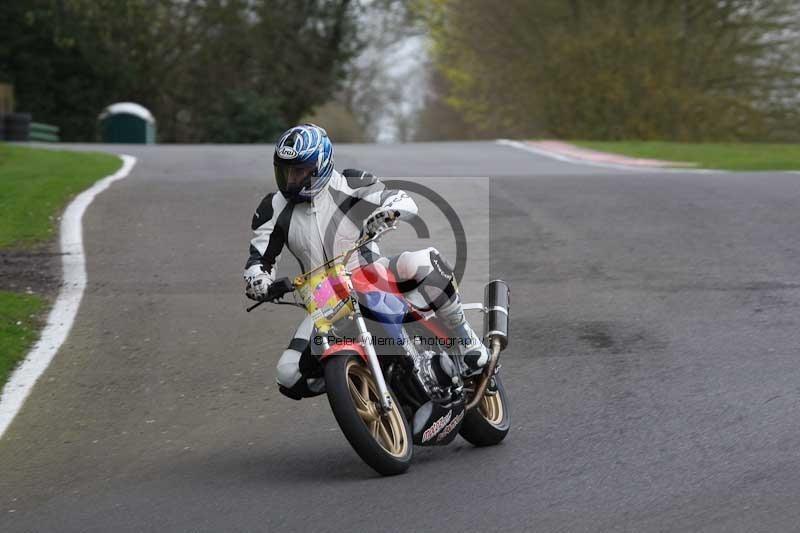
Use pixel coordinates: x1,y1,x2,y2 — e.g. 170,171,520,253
0,144,121,248
572,141,800,171
0,144,121,392
0,291,45,388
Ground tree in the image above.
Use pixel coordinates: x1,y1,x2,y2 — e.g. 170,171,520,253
420,0,800,141
0,0,362,142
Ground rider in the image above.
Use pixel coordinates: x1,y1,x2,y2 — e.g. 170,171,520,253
243,124,489,400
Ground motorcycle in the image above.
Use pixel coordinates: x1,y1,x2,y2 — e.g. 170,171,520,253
247,224,510,476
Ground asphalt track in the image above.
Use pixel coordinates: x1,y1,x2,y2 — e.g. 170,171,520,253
2,142,800,532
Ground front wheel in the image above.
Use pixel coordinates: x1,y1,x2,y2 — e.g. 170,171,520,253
459,374,511,446
324,353,412,475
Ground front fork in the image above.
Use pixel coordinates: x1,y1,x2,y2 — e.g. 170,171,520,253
320,294,394,414
353,307,394,413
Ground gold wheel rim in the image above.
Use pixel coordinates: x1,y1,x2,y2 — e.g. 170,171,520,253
479,387,505,426
345,359,409,458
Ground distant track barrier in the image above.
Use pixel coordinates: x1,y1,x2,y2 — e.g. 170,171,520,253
29,122,60,142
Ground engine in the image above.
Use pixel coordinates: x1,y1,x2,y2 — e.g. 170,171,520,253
407,340,460,403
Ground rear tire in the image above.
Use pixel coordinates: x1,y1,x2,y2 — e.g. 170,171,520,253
324,353,412,476
459,374,510,446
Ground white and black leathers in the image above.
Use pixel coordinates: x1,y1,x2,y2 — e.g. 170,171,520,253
245,169,418,284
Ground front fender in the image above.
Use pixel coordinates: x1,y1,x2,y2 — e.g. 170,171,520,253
320,339,368,363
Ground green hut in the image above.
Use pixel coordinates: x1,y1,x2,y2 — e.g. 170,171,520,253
99,102,156,144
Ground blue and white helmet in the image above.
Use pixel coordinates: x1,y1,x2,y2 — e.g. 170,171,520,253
273,123,334,202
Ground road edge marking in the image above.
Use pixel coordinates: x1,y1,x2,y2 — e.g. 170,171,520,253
496,139,724,174
0,154,137,439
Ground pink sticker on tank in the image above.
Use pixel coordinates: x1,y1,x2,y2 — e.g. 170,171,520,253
314,280,335,307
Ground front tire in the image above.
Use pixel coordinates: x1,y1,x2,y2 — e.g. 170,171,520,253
459,374,511,446
324,353,412,475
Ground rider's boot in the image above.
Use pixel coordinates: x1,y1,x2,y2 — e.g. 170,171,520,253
278,377,325,401
437,296,489,377
277,346,326,400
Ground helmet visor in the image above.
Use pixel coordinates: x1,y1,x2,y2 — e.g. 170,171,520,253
275,165,314,195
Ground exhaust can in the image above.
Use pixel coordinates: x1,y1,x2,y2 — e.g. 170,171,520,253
483,279,510,350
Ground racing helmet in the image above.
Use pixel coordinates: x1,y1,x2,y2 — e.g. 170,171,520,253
273,124,334,202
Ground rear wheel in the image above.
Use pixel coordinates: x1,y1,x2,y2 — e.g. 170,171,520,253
324,353,412,475
459,374,510,446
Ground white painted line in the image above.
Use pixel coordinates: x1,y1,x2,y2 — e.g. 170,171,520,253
496,139,725,174
0,154,137,439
